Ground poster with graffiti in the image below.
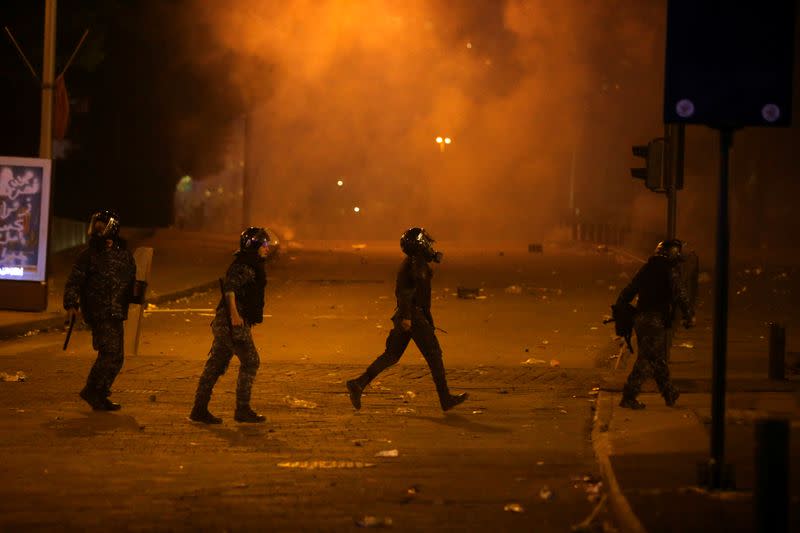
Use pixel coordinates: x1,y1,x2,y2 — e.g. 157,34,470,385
0,156,51,282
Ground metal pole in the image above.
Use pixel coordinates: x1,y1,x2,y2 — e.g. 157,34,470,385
39,0,57,159
768,322,786,380
709,127,733,489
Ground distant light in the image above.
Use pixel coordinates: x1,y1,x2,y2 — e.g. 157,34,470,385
444,137,451,144
435,136,443,144
353,206,360,213
176,175,193,193
466,42,472,49
337,180,343,186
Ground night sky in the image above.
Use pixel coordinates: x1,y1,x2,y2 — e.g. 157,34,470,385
1,1,798,249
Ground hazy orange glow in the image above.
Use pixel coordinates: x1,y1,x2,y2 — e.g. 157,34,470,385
186,0,666,241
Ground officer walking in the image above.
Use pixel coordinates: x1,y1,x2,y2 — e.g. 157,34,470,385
64,210,138,411
346,227,468,412
615,239,695,409
189,227,270,424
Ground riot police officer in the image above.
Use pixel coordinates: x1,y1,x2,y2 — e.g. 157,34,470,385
64,209,137,411
189,227,270,424
615,239,695,409
346,227,468,412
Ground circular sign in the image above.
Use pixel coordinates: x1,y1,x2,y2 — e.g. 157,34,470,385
676,99,695,118
761,104,781,123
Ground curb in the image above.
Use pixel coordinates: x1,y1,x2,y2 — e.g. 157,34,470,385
0,280,219,341
592,391,647,533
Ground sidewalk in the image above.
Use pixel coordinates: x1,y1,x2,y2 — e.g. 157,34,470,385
2,232,799,531
594,379,800,532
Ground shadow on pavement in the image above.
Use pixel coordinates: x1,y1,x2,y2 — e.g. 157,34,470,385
44,412,142,437
192,421,289,451
416,412,511,434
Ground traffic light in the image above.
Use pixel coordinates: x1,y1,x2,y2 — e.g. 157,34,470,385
631,138,665,192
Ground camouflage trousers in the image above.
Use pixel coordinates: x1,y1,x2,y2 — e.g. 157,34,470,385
193,316,261,409
622,311,677,401
84,319,125,397
357,309,453,401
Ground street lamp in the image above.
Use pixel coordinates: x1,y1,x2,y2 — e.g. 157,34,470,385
435,136,452,152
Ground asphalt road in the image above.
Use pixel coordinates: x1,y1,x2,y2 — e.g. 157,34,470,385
1,241,796,531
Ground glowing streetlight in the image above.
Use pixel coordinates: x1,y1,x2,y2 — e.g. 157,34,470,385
353,206,361,213
435,135,452,152
337,179,343,186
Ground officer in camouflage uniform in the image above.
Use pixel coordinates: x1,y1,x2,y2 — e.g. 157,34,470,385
615,239,695,409
189,227,270,424
64,209,137,411
346,227,468,412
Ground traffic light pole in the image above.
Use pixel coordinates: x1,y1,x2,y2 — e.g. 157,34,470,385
664,123,684,240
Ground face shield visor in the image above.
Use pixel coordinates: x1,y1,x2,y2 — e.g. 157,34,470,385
88,213,120,238
416,230,443,263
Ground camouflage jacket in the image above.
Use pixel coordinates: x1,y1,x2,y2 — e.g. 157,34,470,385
216,252,267,326
63,240,136,324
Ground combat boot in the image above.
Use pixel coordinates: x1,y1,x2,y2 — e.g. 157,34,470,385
79,387,105,410
234,405,266,423
440,392,469,412
346,379,364,410
189,406,222,424
619,396,646,410
98,398,121,411
664,388,680,407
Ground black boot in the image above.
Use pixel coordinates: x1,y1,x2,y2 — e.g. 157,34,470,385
663,387,680,407
98,398,121,411
79,387,105,410
440,392,469,412
189,405,222,424
346,375,369,410
426,356,468,412
234,405,266,423
619,396,646,410
191,370,222,423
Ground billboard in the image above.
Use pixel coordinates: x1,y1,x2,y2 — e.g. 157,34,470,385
0,156,52,282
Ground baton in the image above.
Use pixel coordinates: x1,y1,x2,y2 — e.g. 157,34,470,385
63,313,76,351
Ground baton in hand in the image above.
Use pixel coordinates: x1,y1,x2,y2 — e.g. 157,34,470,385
63,313,76,351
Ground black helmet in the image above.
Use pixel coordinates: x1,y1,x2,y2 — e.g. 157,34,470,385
87,209,120,238
654,239,683,262
239,226,269,253
400,227,442,263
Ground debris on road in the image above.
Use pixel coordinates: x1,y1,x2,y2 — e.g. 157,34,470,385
375,449,399,457
1,371,27,382
539,485,554,500
503,502,525,513
282,396,317,409
677,341,694,349
354,515,393,528
504,285,523,295
549,359,560,367
395,407,416,415
457,287,481,299
22,329,40,337
278,461,375,469
521,358,547,366
402,390,416,402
